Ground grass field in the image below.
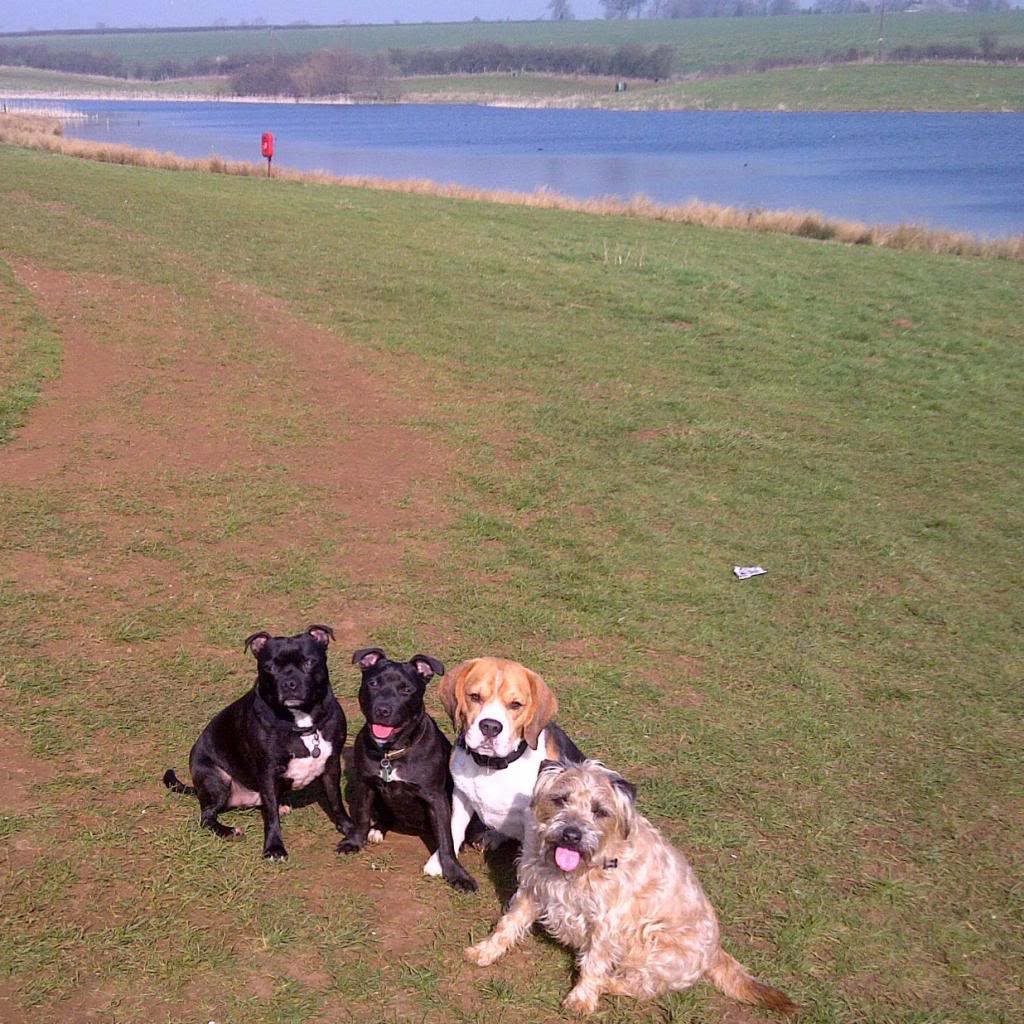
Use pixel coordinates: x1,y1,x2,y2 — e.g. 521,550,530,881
395,64,1024,111
6,13,1024,74
0,65,229,97
602,63,1024,111
0,139,1022,1024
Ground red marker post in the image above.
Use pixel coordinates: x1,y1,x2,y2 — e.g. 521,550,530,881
261,132,274,177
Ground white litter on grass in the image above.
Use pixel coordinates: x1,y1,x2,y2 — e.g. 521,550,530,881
734,566,767,580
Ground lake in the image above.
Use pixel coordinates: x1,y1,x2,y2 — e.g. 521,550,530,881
41,99,1024,237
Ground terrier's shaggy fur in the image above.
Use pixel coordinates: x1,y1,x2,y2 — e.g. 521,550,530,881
465,759,796,1016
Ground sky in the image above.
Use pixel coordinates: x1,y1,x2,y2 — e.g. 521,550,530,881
4,2,609,34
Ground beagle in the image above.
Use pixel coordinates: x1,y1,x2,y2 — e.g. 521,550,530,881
423,657,583,879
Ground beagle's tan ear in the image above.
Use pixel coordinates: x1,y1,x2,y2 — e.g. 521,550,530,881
438,659,476,730
524,668,558,749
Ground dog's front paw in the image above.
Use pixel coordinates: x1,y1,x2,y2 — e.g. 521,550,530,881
423,852,443,877
367,828,385,844
465,941,500,967
444,865,479,893
563,985,600,1016
263,842,288,862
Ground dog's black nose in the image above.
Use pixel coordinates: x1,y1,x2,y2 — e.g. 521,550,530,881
376,706,392,720
478,718,503,738
560,825,582,846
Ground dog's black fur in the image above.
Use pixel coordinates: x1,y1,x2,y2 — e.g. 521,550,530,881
163,625,350,860
338,647,477,892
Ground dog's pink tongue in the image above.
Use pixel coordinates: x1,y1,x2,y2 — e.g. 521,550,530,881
555,846,581,872
371,724,397,740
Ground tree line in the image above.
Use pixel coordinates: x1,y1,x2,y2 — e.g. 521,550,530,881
387,42,676,79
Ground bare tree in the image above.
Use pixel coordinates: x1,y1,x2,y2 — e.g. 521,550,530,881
601,0,648,16
548,0,576,18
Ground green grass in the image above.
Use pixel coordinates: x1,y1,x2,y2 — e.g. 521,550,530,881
0,258,61,443
6,13,1024,74
0,65,229,95
603,62,1024,111
0,143,1022,1023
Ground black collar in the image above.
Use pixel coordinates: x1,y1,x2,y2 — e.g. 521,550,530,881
252,691,319,735
458,735,529,770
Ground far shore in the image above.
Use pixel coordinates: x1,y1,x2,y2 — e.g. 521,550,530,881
4,89,1023,115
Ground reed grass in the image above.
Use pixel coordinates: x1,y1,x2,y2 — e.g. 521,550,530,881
2,112,1020,261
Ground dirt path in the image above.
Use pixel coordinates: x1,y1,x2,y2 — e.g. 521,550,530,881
0,251,471,1022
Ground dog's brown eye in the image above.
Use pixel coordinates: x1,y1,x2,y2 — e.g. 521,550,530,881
508,701,523,711
551,795,568,807
592,804,609,818
468,693,483,704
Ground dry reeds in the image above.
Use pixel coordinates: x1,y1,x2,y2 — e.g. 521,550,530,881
2,112,1020,262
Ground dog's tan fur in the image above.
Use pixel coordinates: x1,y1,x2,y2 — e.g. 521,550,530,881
465,760,796,1016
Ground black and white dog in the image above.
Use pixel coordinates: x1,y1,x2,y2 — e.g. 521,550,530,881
338,647,477,892
164,625,350,860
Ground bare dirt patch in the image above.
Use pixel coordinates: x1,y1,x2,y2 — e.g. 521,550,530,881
0,725,54,816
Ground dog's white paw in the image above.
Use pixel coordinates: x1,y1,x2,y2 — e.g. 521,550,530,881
367,828,384,844
423,852,443,877
278,805,292,816
563,986,600,1016
464,942,499,967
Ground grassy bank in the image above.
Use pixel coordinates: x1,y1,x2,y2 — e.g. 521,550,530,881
605,62,1024,112
2,113,1021,260
1,141,1022,1024
0,64,229,97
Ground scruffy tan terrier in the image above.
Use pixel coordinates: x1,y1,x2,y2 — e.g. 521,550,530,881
465,759,796,1016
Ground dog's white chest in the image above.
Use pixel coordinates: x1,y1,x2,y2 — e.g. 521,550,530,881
451,743,546,839
283,728,332,790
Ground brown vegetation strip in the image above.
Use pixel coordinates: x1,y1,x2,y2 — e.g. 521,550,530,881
2,112,1021,260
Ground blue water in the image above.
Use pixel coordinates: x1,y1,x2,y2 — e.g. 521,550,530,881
42,99,1024,236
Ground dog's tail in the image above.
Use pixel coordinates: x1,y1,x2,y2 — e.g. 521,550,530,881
706,947,797,1014
163,769,196,796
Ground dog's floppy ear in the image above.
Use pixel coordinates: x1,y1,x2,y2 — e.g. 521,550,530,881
438,659,475,729
308,624,334,647
523,667,558,749
244,631,271,656
410,654,445,680
532,758,566,802
352,647,386,670
607,769,638,838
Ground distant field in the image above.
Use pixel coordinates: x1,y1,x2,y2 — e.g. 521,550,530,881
5,13,1024,74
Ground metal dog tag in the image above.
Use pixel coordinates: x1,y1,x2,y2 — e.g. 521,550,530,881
380,757,393,783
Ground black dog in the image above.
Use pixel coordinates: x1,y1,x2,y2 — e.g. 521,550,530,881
338,647,477,892
164,625,351,860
